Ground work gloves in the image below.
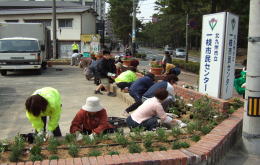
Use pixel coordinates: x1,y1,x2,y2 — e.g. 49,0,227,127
36,130,53,139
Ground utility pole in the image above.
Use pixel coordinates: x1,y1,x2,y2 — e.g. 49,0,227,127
185,13,189,63
52,0,57,59
132,0,137,56
242,0,260,154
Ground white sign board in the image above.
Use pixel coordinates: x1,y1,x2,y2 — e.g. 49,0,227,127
199,12,226,98
199,12,239,99
221,13,239,99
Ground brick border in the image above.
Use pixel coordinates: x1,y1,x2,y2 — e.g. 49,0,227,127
1,85,243,165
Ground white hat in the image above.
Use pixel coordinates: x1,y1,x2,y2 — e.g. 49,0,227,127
82,96,103,112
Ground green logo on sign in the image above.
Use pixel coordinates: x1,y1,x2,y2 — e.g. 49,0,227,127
209,18,217,31
231,18,236,30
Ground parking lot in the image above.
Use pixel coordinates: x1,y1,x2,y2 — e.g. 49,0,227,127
0,66,128,139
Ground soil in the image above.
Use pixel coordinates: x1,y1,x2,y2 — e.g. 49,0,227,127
0,130,196,163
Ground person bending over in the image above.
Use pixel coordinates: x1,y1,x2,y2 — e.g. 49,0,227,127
25,87,62,138
126,89,186,131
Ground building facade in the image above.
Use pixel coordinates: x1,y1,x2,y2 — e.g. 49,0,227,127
0,1,98,58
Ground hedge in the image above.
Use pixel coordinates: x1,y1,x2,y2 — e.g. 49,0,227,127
172,59,200,74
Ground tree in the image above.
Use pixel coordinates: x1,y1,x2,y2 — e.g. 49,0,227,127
107,0,142,46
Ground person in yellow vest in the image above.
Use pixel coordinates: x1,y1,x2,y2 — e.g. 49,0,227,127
25,87,62,138
72,42,79,53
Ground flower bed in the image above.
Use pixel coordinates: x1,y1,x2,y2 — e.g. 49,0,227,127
0,96,243,164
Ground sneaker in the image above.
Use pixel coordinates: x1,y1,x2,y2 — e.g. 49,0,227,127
107,92,116,97
94,90,103,95
122,110,129,117
179,122,187,128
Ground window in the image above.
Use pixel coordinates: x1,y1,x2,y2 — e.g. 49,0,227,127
24,19,51,27
58,19,73,28
5,20,19,23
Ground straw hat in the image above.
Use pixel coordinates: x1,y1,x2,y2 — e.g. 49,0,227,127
82,97,103,112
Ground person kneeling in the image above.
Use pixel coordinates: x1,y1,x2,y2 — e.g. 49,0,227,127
70,96,114,141
126,88,186,131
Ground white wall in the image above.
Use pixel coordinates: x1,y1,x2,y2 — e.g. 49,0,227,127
0,12,95,41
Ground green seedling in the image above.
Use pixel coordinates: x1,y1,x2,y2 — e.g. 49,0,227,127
156,128,168,142
191,135,201,142
200,125,212,135
65,134,76,144
128,142,142,153
172,141,181,149
180,142,190,148
9,135,25,162
171,127,181,138
30,145,42,155
130,127,145,140
159,146,167,151
143,133,153,149
115,133,129,147
49,155,59,160
30,154,44,161
34,135,45,145
68,144,79,157
88,150,102,157
83,135,96,145
47,137,60,154
146,147,154,152
227,107,235,114
108,151,120,155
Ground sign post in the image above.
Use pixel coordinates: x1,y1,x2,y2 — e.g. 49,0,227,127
199,12,239,99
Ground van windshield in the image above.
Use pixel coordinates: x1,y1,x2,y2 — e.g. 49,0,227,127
0,40,40,52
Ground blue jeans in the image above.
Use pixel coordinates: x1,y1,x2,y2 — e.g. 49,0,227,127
126,116,158,131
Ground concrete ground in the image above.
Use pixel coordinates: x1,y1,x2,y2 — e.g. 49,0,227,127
217,138,260,165
0,66,128,140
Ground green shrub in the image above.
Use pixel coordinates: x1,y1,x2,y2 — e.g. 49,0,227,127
9,145,22,162
9,136,25,162
172,59,200,74
83,135,96,145
187,121,200,134
49,155,59,160
171,127,181,138
115,133,129,147
47,138,59,154
172,141,182,149
231,98,244,109
191,96,219,122
227,107,235,114
180,142,190,148
128,143,142,153
65,134,76,144
30,154,44,161
146,147,154,152
30,145,42,155
159,146,167,151
191,135,201,142
88,150,102,157
130,127,144,141
34,135,45,145
108,151,120,155
143,134,153,149
200,125,213,135
156,128,168,142
68,144,79,157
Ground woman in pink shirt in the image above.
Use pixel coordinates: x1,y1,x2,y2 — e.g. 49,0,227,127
126,89,186,131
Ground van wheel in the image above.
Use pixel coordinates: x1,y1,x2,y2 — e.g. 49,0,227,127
1,70,7,76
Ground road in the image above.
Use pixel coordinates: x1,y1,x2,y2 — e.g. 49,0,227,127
137,47,243,68
0,66,128,139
